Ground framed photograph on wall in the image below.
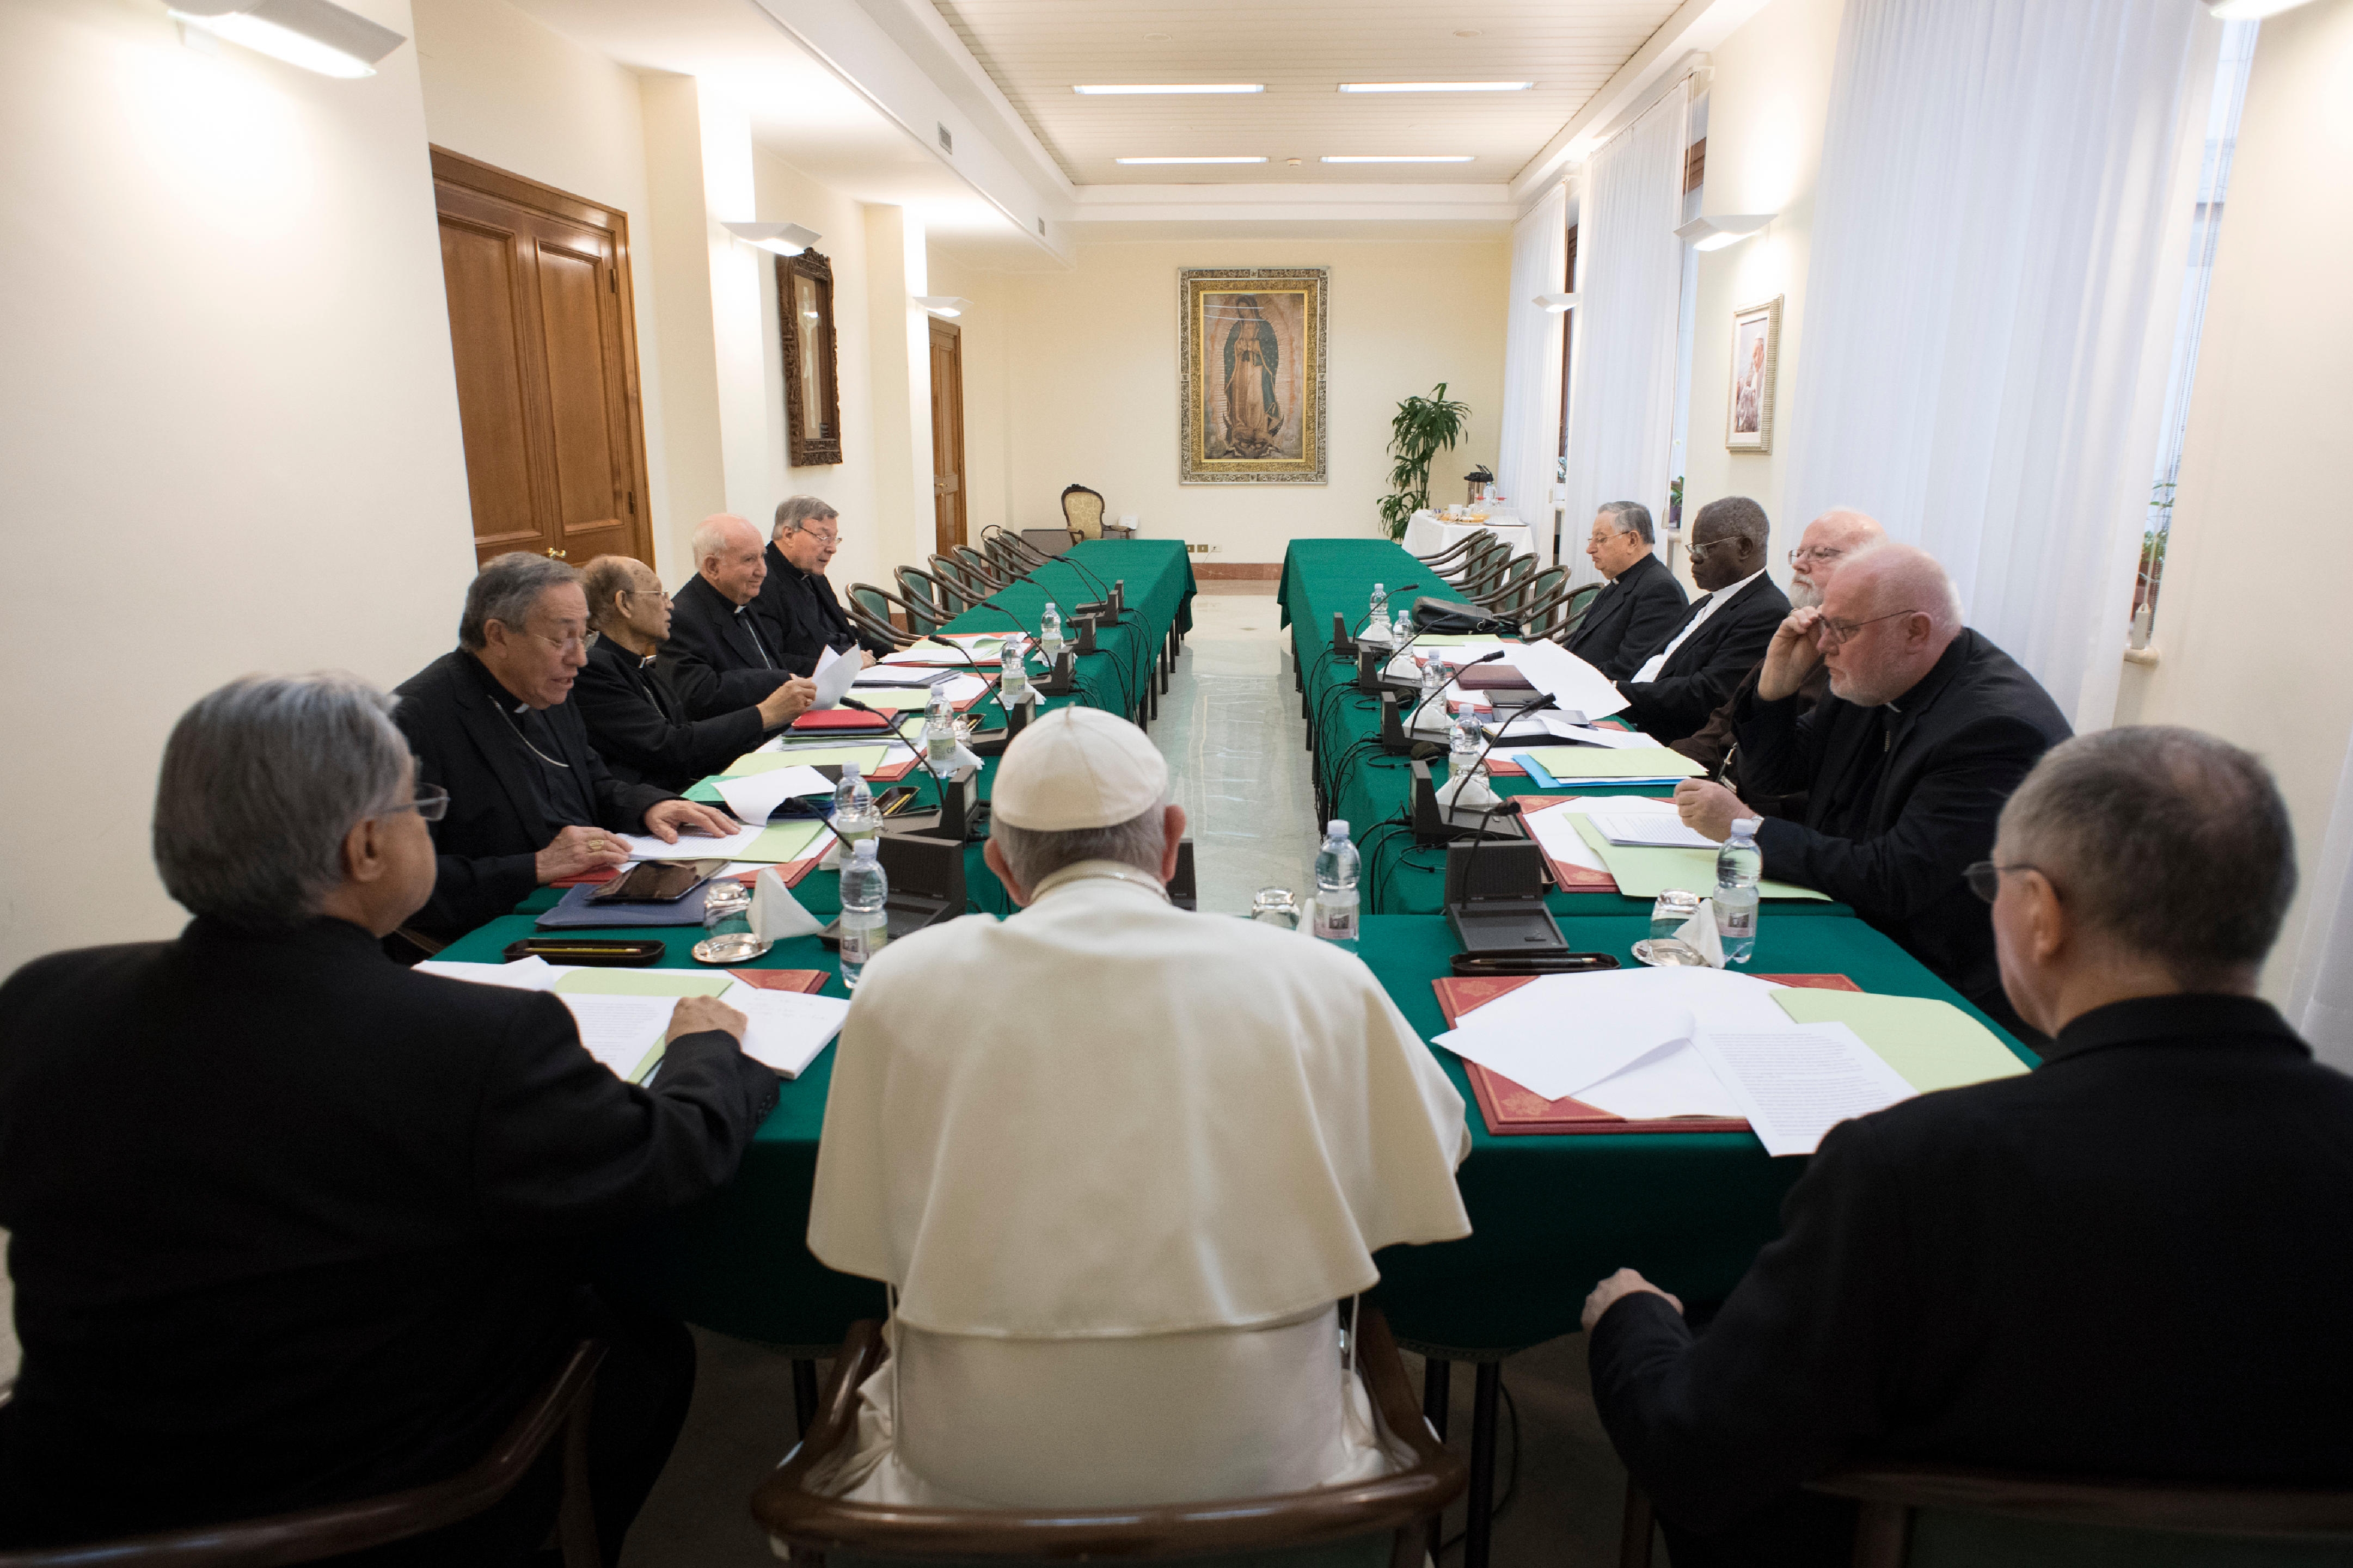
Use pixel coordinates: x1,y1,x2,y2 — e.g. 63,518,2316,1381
1179,267,1327,484
777,250,843,466
1726,295,1783,453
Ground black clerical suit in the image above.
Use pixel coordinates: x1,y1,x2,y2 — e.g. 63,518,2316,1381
0,915,779,1557
1589,994,2353,1565
664,573,794,717
757,540,894,672
1619,570,1790,745
393,650,675,940
1565,551,1689,681
1669,661,1833,821
1731,629,2069,1026
575,634,765,794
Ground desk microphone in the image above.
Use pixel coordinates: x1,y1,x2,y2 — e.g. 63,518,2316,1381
1408,648,1506,734
1453,692,1558,910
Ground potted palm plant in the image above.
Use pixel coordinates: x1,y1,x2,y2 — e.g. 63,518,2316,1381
1377,384,1472,540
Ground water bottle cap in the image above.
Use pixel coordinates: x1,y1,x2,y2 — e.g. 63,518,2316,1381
1327,818,1349,839
841,761,861,779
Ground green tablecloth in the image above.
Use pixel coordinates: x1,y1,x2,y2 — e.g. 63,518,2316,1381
942,538,1195,723
434,907,2028,1356
1276,538,1851,921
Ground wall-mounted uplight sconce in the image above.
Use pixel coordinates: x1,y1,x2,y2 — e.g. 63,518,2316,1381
169,0,406,77
1534,293,1580,313
722,222,822,256
915,297,972,318
1675,213,1775,252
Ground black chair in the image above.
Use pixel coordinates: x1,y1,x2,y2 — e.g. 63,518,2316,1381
0,1339,608,1567
752,1306,1462,1568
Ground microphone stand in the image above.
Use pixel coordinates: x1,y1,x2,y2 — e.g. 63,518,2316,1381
1398,648,1506,747
1451,692,1557,888
924,635,1030,757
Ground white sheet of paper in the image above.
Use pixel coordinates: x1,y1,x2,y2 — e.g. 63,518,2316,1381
719,982,852,1078
1691,1023,1919,1156
1507,638,1631,721
811,644,859,711
714,766,835,823
1552,723,1665,749
853,665,955,687
616,822,768,861
414,956,568,991
1520,801,1610,872
1574,1041,1747,1120
1438,993,1698,1104
1591,813,1719,848
557,993,673,1080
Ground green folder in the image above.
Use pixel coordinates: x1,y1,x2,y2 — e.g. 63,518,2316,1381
740,820,830,863
552,971,737,1083
850,688,946,711
1772,989,2032,1092
716,746,891,778
1568,815,1830,901
1518,746,1705,781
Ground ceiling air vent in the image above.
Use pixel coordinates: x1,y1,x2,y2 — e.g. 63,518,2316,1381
937,123,953,154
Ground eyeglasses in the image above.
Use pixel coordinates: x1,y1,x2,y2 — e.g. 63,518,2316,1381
620,588,671,605
1687,536,1743,563
522,627,590,655
382,784,450,823
1813,608,1921,648
1788,545,1846,567
1964,860,2043,904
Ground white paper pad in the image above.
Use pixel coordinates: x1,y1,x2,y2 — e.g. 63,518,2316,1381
810,644,859,710
1553,723,1665,749
1574,1042,1747,1120
1591,813,1719,848
1691,1023,1919,1155
414,956,567,991
1521,796,1675,874
616,821,767,861
853,665,955,687
720,983,851,1078
714,766,835,823
1437,968,1791,1108
557,993,673,1080
1508,638,1631,721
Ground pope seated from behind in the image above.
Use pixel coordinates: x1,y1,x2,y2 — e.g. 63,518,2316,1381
805,706,1473,1505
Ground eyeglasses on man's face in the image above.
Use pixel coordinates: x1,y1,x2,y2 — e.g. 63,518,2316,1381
1687,536,1744,563
1964,860,2044,904
1788,545,1846,568
620,587,670,605
522,623,590,656
1813,607,1920,649
381,783,450,823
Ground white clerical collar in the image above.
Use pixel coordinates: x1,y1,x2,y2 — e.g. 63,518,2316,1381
1030,858,1171,904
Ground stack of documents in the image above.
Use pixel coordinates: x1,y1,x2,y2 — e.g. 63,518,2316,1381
713,766,835,823
1589,813,1719,848
615,816,832,865
1512,747,1701,788
415,960,850,1080
1564,811,1827,900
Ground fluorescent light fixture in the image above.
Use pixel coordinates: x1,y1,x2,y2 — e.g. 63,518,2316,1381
1320,155,1475,164
1114,156,1269,164
2203,0,2318,16
1535,293,1580,313
1675,213,1775,251
1337,82,1533,93
168,0,404,77
722,221,822,256
1074,83,1264,95
915,296,972,318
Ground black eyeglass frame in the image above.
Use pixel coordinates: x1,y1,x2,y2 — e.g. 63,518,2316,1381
1964,859,2045,905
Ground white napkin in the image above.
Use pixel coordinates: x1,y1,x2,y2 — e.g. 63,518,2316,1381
751,866,823,943
1435,771,1501,811
1677,899,1726,968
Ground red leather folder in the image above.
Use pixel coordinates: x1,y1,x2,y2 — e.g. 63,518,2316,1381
789,708,894,733
725,968,828,994
1432,973,1862,1136
1513,793,1617,892
1454,664,1528,690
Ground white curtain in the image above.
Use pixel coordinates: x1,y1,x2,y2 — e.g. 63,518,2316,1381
1495,182,1568,564
2290,732,2353,1072
1782,0,2218,730
1559,79,1690,589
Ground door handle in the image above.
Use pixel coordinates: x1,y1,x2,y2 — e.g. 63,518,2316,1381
544,547,568,559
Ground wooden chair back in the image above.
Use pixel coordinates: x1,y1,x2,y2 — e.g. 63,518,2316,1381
1459,549,1527,602
1440,536,1509,587
922,557,991,611
980,535,1025,580
1554,582,1605,641
752,1305,1462,1568
896,564,976,622
1466,554,1536,609
0,1340,607,1568
1412,533,1485,568
989,528,1054,572
847,585,923,648
954,546,1009,592
1061,484,1107,541
1483,564,1566,622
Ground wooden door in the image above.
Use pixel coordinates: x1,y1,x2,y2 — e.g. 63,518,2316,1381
929,317,967,556
431,147,652,568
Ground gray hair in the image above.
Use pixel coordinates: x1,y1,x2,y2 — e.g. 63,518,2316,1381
1691,494,1769,547
774,495,839,536
991,798,1171,891
458,552,578,651
154,674,411,928
1999,727,2295,988
1596,501,1654,545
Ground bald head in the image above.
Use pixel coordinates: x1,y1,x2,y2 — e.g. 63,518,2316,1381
1788,508,1888,610
1814,543,1964,706
693,513,768,606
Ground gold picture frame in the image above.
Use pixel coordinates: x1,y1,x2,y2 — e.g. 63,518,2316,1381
1726,295,1782,453
1179,267,1327,484
777,250,843,467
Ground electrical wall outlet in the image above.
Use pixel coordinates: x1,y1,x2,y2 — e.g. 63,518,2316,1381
1187,542,1221,554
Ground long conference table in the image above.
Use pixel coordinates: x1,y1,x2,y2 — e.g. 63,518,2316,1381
432,534,2033,1568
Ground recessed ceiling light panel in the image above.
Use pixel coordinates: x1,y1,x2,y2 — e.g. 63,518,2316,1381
1074,83,1264,95
1337,82,1533,94
722,221,823,256
1116,156,1270,164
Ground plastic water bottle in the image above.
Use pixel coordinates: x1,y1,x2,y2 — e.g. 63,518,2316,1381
1393,607,1414,646
838,839,888,991
1449,710,1488,786
1039,600,1063,660
922,688,957,768
1312,819,1361,944
1417,656,1449,726
999,636,1031,706
1364,583,1389,643
1714,819,1762,964
832,762,880,851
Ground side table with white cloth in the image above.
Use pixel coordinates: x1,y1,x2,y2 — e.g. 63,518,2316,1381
1402,510,1535,564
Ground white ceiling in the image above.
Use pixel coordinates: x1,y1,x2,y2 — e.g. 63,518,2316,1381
928,0,1687,185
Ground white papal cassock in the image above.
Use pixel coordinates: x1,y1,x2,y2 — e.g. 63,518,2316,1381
805,859,1472,1505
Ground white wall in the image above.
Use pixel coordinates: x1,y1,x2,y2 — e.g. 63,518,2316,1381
0,0,475,974
957,239,1511,562
2113,0,2353,1000
1678,0,1846,565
